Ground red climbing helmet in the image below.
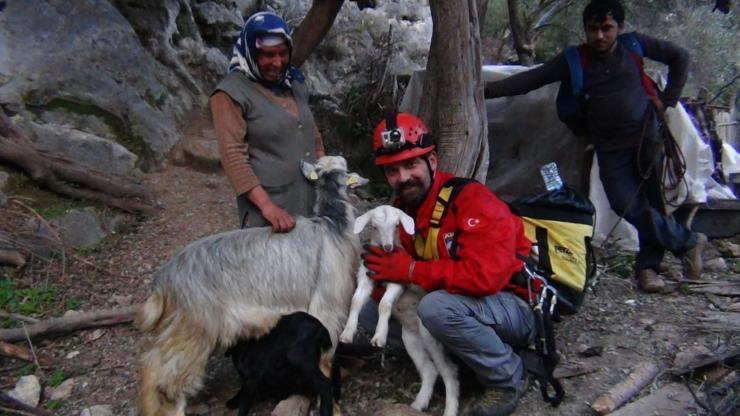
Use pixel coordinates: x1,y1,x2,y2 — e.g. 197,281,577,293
372,112,435,166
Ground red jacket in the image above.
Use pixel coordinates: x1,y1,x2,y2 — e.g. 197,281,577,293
398,171,531,297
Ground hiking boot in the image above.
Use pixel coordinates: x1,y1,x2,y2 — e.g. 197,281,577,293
682,233,708,280
465,378,528,416
636,269,664,293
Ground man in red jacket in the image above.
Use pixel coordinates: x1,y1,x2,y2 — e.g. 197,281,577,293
363,113,534,416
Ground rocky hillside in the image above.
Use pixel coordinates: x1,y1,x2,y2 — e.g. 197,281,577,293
0,0,432,175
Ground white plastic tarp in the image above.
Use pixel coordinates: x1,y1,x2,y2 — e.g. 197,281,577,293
400,65,740,251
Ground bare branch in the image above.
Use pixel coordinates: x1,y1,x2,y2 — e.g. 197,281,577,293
291,0,346,68
0,306,138,343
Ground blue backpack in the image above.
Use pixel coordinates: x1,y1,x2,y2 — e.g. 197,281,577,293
556,32,659,136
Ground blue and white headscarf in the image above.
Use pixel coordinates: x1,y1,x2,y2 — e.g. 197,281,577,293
228,12,305,94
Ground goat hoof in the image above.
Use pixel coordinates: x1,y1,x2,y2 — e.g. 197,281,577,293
442,407,458,416
339,331,354,344
411,400,427,411
370,336,386,348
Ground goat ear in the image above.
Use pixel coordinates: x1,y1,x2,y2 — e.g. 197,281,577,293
301,160,319,182
399,211,415,235
346,172,369,189
354,210,373,234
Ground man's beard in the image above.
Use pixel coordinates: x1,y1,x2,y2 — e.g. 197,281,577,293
397,178,429,210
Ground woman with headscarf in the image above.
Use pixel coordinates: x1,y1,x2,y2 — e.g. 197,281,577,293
211,12,325,232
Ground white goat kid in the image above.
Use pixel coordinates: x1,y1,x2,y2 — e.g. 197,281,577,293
340,205,415,348
136,156,366,416
340,205,460,416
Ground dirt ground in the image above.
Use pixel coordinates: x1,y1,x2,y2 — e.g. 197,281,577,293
1,163,738,416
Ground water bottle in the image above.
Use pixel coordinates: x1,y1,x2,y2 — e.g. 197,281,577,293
540,162,563,191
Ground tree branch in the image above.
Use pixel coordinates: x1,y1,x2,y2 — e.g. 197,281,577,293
0,306,138,343
0,341,52,366
291,0,346,68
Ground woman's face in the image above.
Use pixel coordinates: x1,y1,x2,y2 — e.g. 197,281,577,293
256,43,290,82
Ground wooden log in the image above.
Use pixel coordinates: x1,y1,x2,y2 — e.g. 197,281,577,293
669,346,740,376
0,312,39,324
609,383,697,416
689,283,740,297
696,313,740,332
0,341,52,366
591,361,660,415
0,305,138,343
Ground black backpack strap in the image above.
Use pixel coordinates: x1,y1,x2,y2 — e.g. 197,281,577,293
533,290,565,407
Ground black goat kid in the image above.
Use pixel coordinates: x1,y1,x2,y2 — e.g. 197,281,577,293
225,312,340,416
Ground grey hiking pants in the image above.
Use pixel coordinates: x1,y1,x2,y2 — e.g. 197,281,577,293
417,290,535,390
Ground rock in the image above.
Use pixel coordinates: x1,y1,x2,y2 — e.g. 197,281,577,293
80,405,113,416
25,121,139,177
203,47,230,75
0,0,433,174
53,207,106,249
66,350,81,359
0,0,191,164
193,1,243,27
169,143,188,167
7,375,41,407
300,1,431,101
177,38,229,85
48,377,75,400
271,395,310,416
715,240,740,257
86,329,105,342
704,257,729,272
18,217,61,259
578,345,604,357
0,249,26,268
179,131,221,171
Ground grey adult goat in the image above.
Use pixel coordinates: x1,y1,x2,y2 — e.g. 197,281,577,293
136,156,366,416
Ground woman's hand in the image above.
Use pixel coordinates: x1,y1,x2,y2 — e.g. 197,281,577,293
246,185,296,233
261,202,296,233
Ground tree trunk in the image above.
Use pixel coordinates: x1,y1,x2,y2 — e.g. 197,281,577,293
420,0,489,182
0,111,158,215
291,0,345,68
0,341,53,366
477,0,489,34
507,0,535,66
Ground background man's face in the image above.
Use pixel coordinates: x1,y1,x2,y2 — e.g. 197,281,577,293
584,15,622,54
382,154,436,209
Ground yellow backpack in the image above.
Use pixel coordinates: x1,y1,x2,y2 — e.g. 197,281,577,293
510,187,596,315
